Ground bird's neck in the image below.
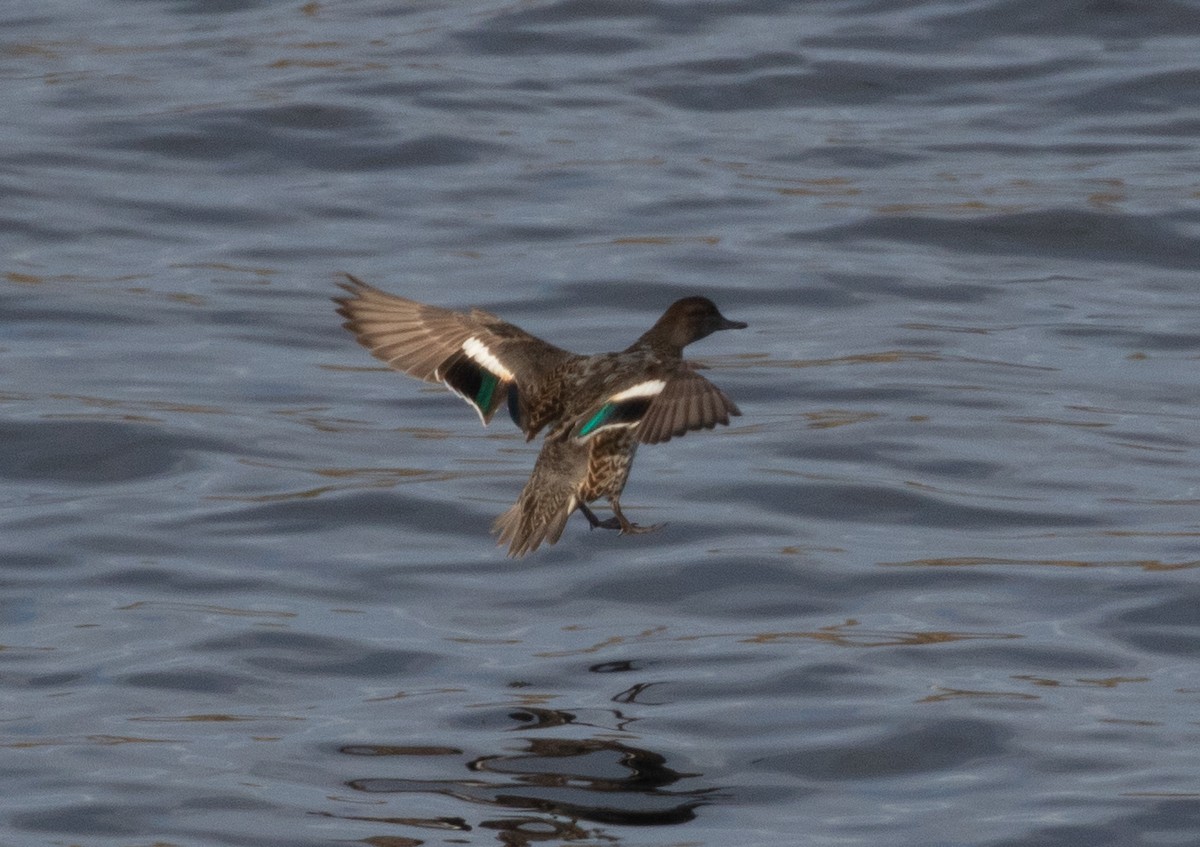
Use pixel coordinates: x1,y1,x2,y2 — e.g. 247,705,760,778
625,333,684,359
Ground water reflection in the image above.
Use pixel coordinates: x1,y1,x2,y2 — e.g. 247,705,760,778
337,734,715,844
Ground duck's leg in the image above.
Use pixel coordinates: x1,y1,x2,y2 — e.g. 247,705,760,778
578,501,619,531
609,496,665,535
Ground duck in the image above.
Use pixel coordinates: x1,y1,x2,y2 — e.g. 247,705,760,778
333,273,746,556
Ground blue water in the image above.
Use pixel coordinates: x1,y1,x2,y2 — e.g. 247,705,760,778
4,1,1200,845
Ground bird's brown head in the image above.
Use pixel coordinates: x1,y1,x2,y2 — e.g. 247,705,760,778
649,296,748,351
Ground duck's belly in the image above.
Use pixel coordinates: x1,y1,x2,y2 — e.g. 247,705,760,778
581,429,639,501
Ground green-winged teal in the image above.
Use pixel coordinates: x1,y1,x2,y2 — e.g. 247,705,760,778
334,273,746,557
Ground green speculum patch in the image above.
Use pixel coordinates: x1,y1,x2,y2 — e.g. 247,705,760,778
579,397,652,437
579,403,614,437
475,372,498,410
443,357,501,417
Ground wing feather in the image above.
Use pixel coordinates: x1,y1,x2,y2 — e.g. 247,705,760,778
334,274,570,432
637,367,741,445
335,274,567,384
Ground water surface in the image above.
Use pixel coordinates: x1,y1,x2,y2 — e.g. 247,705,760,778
4,1,1200,845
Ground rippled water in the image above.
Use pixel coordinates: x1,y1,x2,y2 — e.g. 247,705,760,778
5,1,1200,845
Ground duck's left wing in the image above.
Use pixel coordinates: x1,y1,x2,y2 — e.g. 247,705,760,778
570,365,740,445
634,366,741,445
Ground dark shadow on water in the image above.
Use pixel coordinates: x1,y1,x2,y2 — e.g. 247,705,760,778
728,480,1106,529
986,796,1200,847
0,420,233,484
799,209,1200,271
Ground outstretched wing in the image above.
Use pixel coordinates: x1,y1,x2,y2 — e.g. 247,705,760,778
572,366,740,445
334,274,567,430
636,367,741,444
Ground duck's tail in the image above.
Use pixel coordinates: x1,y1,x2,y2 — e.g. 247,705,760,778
492,437,589,557
491,496,574,559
